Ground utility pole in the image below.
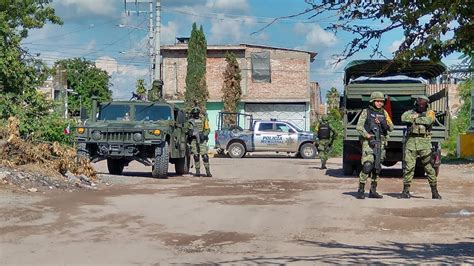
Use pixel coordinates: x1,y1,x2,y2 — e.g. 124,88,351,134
124,0,161,93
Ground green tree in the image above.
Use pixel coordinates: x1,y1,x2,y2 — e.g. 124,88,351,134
135,78,146,100
0,0,62,94
326,87,340,111
221,52,242,125
270,1,473,63
54,58,112,115
184,23,208,111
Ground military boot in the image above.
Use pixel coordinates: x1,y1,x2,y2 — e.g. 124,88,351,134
400,184,411,199
368,182,383,199
205,166,212,177
321,161,327,170
430,184,442,199
356,182,365,199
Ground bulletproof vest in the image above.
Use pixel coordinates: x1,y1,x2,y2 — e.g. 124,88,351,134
410,111,432,135
364,108,387,135
190,118,204,133
318,123,330,139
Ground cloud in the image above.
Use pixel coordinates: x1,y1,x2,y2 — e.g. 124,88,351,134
54,0,119,18
95,56,118,74
206,0,250,13
161,21,180,45
388,39,403,53
294,23,337,49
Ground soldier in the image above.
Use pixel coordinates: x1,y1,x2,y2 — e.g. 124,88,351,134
188,107,212,177
316,115,336,169
400,95,441,199
356,91,394,199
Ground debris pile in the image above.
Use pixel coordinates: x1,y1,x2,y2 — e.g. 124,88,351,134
0,117,97,191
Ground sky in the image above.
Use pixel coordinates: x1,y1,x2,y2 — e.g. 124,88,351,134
23,0,462,101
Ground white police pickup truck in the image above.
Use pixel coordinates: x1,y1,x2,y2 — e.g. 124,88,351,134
214,112,318,159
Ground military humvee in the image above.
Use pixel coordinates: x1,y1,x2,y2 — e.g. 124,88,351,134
341,60,449,176
75,99,190,178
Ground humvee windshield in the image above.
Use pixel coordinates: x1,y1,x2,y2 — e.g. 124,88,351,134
136,105,172,121
98,104,130,120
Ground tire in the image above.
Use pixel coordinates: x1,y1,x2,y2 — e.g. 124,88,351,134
152,142,169,178
299,143,317,159
175,154,190,175
107,159,125,175
228,142,246,158
343,163,354,176
76,143,90,162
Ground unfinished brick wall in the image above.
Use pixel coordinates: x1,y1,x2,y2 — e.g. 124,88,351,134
161,45,312,102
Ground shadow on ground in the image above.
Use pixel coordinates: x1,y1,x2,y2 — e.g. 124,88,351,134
211,239,474,264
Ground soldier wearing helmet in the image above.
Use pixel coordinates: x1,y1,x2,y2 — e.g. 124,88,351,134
399,95,441,199
355,91,394,199
188,106,212,177
316,114,336,169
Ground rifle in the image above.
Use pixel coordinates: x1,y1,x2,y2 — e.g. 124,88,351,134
371,126,382,176
402,127,408,171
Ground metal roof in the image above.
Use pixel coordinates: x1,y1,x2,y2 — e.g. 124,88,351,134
344,60,447,85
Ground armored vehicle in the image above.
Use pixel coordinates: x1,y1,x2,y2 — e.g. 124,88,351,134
342,60,449,175
215,112,318,159
75,99,190,178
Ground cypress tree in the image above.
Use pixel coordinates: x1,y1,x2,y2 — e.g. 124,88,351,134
221,52,242,125
184,23,208,111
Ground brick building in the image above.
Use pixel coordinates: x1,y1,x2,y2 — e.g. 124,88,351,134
161,42,317,146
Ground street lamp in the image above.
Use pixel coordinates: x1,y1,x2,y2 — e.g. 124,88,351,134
117,24,147,31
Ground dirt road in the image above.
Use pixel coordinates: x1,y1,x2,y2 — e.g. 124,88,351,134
1,156,473,264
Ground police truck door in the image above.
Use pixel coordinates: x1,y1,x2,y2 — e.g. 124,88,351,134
254,122,282,151
275,122,298,152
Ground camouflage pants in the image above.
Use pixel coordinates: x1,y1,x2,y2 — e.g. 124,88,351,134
317,139,331,164
358,139,387,184
403,137,437,186
190,138,209,170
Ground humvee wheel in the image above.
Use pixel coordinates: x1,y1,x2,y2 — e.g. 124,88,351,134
299,143,317,159
153,142,169,178
107,159,125,175
228,142,246,158
175,153,190,175
76,143,90,162
343,163,354,176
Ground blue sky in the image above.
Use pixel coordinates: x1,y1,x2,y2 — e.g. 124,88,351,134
23,0,462,100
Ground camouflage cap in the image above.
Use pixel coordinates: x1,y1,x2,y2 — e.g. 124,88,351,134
369,91,385,102
190,106,201,114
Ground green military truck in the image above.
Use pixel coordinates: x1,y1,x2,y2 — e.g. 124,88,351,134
341,60,449,175
75,99,190,178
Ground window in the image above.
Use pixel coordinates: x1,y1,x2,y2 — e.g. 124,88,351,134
275,123,291,133
258,122,274,131
135,105,172,121
98,104,130,121
251,51,271,83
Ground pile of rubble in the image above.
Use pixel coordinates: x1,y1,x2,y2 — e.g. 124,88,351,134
0,117,98,192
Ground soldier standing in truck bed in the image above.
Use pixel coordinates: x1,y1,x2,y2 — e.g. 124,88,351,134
355,91,394,199
188,107,212,177
400,95,441,199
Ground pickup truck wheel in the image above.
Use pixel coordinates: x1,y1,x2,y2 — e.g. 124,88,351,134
299,143,317,159
175,154,190,175
76,143,90,162
107,159,125,175
228,142,246,158
152,142,169,178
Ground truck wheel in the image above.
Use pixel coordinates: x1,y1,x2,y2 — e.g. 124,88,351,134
343,163,354,175
299,143,317,159
107,159,125,175
76,143,90,162
228,142,246,158
175,154,189,175
152,142,169,178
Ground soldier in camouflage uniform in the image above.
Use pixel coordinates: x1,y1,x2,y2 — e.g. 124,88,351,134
188,107,212,177
400,95,441,199
356,91,394,199
316,115,336,169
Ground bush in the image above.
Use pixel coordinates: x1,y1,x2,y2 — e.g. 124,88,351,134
0,90,75,145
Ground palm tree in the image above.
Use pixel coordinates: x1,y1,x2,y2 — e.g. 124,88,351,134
326,87,340,111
